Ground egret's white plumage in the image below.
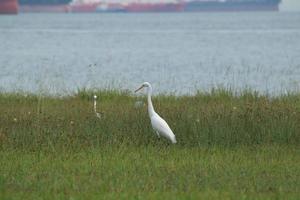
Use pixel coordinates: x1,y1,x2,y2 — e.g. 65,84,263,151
135,82,177,144
93,95,101,119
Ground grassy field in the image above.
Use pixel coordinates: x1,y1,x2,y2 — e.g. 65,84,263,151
0,89,300,199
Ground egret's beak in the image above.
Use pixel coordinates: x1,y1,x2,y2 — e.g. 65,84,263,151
135,85,144,93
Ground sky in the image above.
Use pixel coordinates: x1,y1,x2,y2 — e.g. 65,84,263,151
280,0,300,11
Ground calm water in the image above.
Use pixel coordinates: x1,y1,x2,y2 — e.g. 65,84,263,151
0,13,300,95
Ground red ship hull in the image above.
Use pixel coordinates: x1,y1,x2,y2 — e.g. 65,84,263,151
0,0,18,14
20,5,69,13
69,3,98,12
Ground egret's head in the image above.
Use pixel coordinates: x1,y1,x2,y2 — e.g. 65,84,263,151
135,82,151,93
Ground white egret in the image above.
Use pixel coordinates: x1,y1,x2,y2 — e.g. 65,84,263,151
135,82,177,144
93,95,102,119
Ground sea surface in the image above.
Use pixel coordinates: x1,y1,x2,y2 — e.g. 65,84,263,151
0,12,300,95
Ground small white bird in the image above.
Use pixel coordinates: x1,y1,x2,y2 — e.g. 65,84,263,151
135,82,177,144
93,95,102,119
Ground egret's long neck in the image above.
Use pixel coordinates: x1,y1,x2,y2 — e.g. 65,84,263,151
147,86,155,118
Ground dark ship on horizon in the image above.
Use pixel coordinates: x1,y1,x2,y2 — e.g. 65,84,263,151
184,0,281,12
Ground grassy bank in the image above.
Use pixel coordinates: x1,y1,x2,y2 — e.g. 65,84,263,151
0,90,300,199
1,89,299,150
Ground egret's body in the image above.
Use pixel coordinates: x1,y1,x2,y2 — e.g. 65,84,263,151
93,95,102,119
135,82,177,144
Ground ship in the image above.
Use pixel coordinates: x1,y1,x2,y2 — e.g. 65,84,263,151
19,0,71,12
96,2,126,12
124,1,184,12
69,0,99,12
76,0,184,13
0,0,18,14
184,0,282,12
16,0,282,13
75,0,282,13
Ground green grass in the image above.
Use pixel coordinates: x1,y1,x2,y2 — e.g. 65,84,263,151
0,89,300,199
